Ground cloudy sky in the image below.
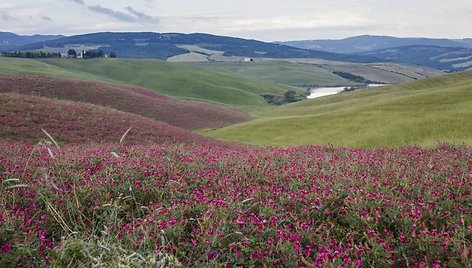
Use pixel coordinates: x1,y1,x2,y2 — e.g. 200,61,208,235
1,0,471,41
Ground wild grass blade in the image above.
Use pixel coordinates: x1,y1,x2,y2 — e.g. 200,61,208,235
41,128,60,150
6,184,29,190
47,147,55,159
120,127,132,144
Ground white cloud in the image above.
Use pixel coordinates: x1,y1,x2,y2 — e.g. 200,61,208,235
2,0,471,40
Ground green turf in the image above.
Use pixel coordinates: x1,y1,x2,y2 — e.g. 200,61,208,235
0,57,300,107
190,61,357,87
0,56,115,82
203,71,472,147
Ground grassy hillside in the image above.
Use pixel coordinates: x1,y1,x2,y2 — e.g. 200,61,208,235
191,61,357,87
204,71,472,147
285,59,443,84
322,63,442,84
0,57,300,107
0,56,112,81
0,74,250,129
0,93,216,145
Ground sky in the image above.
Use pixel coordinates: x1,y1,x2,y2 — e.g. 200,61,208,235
1,0,471,41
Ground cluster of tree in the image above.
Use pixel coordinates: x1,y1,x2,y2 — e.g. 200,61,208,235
67,49,117,59
1,51,61,58
262,90,305,105
82,49,104,59
333,71,375,84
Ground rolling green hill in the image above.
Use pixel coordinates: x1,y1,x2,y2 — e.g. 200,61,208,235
283,59,443,84
191,61,357,87
204,71,472,147
169,45,442,85
0,57,300,107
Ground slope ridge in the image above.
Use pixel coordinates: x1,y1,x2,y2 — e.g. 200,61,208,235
0,74,250,129
0,93,217,145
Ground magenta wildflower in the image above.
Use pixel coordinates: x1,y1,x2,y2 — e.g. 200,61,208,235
1,243,12,254
235,219,245,227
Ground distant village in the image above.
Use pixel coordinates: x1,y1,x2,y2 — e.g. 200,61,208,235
1,49,117,59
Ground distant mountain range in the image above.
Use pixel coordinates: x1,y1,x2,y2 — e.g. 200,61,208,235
278,35,472,72
0,32,64,51
278,35,472,54
1,32,471,72
5,32,376,63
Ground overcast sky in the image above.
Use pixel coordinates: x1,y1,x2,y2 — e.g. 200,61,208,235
1,0,471,41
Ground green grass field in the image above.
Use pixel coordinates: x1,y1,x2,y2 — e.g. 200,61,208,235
0,57,300,107
190,61,357,87
283,59,443,84
204,71,472,147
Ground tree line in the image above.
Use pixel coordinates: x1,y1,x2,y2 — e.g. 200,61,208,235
1,49,117,59
1,51,62,58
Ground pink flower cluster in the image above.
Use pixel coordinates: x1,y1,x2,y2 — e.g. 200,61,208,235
0,143,470,266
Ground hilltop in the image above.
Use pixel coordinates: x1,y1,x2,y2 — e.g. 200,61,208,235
0,32,63,51
0,74,250,130
204,71,472,147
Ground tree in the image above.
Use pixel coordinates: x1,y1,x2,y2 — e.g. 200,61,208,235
284,90,298,103
67,49,77,58
109,52,117,58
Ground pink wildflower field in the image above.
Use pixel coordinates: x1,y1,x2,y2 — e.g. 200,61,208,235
0,142,470,267
0,74,250,130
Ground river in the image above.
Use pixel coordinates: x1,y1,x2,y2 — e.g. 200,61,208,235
307,84,386,99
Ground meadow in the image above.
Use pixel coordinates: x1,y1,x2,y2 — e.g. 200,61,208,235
282,59,442,84
190,61,357,87
0,142,470,267
205,71,472,147
0,57,299,107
